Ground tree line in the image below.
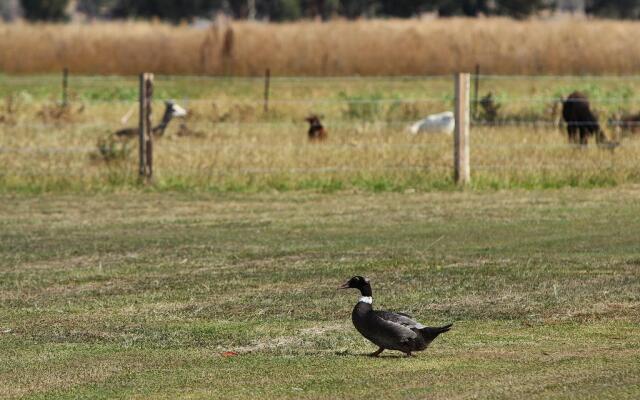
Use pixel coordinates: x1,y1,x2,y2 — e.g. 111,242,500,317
15,0,640,22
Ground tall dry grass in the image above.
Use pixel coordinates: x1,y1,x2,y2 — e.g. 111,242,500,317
2,18,640,76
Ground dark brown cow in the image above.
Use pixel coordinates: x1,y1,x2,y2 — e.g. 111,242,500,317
305,115,327,142
561,91,606,146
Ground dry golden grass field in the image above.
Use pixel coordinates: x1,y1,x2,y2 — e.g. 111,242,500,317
2,18,640,76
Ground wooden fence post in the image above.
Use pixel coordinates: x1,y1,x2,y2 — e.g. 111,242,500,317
138,73,146,179
264,68,271,113
145,74,154,180
454,73,471,185
62,67,69,108
138,73,154,181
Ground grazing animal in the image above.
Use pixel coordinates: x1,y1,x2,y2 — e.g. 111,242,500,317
338,276,452,357
408,111,454,135
306,115,327,141
115,100,187,140
613,112,640,135
561,91,608,146
479,92,501,123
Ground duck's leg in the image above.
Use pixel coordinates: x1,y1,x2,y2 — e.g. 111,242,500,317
405,352,413,357
369,347,384,357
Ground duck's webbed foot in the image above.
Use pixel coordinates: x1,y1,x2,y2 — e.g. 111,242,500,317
369,347,384,357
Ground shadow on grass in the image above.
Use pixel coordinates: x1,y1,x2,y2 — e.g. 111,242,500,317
335,350,412,359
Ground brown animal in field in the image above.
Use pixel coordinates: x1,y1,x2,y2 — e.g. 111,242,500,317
561,91,617,149
306,115,327,142
614,112,640,135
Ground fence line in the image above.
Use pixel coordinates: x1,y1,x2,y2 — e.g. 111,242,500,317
473,163,630,170
6,73,640,84
2,72,640,186
0,146,95,154
84,95,640,103
157,75,453,82
4,96,640,108
0,74,453,84
3,161,635,179
0,97,451,105
4,139,640,156
180,97,450,105
201,165,450,175
4,141,640,156
0,164,452,178
477,74,640,81
8,119,640,131
471,143,624,150
163,142,451,150
3,122,111,129
168,96,640,105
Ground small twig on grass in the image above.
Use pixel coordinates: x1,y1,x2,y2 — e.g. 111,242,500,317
424,235,445,251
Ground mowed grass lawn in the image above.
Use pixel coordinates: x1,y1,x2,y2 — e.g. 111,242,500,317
1,187,639,399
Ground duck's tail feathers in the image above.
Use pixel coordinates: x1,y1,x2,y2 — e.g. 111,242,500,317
420,323,453,340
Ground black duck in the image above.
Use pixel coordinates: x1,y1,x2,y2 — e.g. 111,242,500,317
339,276,452,357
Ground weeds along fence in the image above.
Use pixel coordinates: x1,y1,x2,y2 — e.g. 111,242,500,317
1,72,640,191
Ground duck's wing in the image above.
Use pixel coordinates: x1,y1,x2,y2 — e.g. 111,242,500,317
374,310,425,330
367,310,422,347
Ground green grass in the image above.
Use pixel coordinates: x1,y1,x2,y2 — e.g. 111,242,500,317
1,187,639,398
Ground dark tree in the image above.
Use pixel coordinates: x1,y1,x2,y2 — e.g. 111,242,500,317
437,0,490,17
256,0,303,20
32,0,611,22
111,0,217,22
224,0,252,19
340,0,380,19
20,0,69,21
77,0,118,18
436,0,547,17
586,0,640,19
495,0,547,18
302,0,340,19
379,0,426,17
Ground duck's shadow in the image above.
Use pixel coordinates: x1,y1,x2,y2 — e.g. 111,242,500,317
335,351,411,359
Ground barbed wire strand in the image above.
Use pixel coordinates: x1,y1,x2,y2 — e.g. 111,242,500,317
5,139,640,156
5,73,640,84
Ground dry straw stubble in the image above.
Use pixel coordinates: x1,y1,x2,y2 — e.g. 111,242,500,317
2,18,640,76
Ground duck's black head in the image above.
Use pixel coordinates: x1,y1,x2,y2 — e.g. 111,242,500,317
338,276,372,296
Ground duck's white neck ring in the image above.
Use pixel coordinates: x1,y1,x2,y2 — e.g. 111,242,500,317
358,296,373,304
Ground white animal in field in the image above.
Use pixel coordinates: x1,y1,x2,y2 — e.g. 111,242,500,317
408,111,455,135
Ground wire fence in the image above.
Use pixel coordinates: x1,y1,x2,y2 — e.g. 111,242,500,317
1,73,640,186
